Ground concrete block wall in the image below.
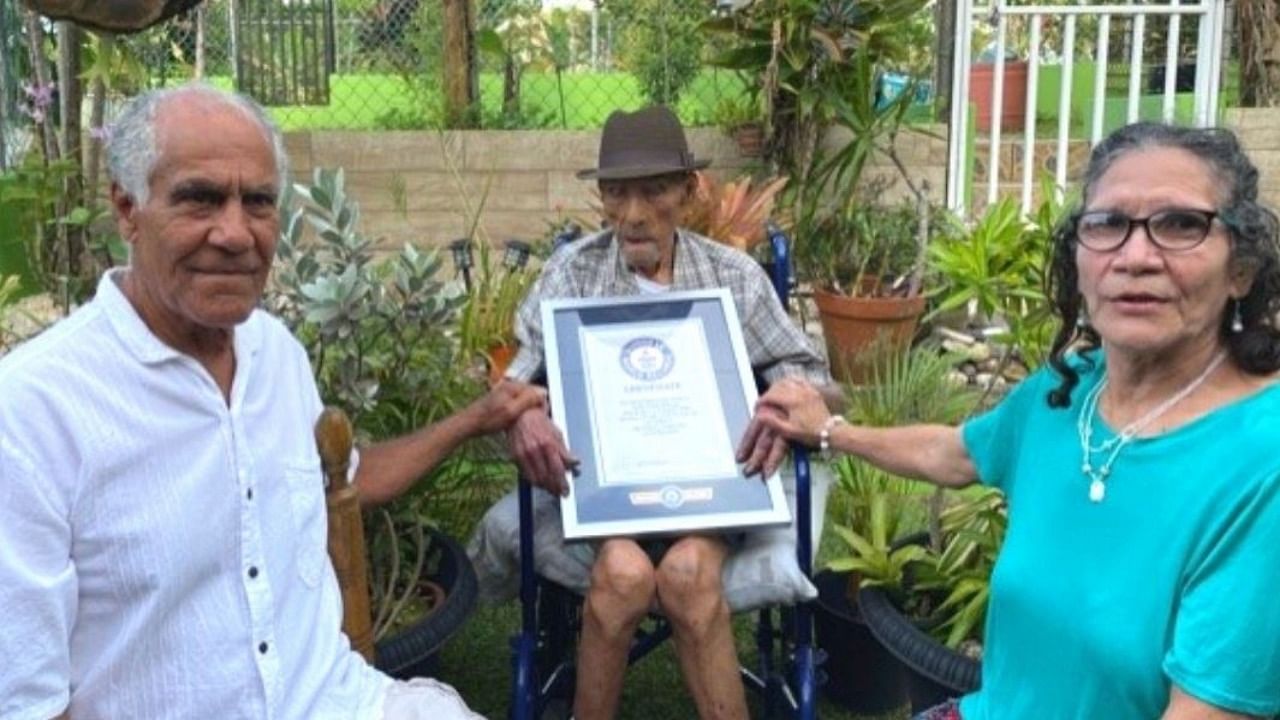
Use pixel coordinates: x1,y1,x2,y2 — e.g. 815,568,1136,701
281,125,952,253
1224,108,1280,210
283,128,758,253
279,109,1280,256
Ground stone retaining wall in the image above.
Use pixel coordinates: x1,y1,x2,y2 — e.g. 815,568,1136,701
280,109,1280,253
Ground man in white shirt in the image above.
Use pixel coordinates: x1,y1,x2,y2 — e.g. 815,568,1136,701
0,83,541,719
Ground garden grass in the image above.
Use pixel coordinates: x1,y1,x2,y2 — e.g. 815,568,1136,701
200,69,750,131
439,600,909,720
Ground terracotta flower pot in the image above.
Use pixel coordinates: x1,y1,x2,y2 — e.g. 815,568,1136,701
969,60,1029,133
813,289,926,384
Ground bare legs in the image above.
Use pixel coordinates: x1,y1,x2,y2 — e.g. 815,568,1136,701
573,535,747,720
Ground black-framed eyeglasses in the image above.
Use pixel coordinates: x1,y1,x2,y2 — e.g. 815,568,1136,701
1077,209,1219,252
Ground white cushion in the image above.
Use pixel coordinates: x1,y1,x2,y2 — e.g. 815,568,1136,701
466,462,831,612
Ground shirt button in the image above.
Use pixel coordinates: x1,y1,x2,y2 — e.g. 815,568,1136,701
258,642,268,654
246,488,253,501
248,566,259,579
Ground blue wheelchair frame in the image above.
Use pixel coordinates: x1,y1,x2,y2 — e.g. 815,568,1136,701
509,228,820,719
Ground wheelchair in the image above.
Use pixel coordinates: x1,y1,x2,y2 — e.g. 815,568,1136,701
508,228,824,720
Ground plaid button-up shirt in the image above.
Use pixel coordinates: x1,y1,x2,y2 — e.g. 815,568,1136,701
507,228,831,386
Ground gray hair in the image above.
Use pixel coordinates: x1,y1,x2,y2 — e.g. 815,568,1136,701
1045,122,1280,407
106,83,288,205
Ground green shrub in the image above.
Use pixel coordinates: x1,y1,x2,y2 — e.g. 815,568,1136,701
615,0,705,106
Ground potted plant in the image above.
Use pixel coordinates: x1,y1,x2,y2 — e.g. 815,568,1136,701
711,94,767,157
816,343,977,712
817,458,920,714
455,238,539,386
969,45,1029,133
769,44,948,383
858,488,1006,711
703,0,929,182
928,178,1072,369
825,343,1011,713
271,167,491,678
797,189,949,383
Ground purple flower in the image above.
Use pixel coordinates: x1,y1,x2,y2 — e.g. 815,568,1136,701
22,82,55,110
20,82,55,124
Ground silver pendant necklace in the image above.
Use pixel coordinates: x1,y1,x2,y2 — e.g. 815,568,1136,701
1077,350,1226,503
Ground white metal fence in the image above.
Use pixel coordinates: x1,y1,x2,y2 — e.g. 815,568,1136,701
946,0,1228,215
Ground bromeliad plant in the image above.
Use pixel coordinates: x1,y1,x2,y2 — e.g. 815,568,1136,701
682,171,789,255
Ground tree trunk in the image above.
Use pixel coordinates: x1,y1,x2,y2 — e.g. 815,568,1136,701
86,35,113,272
441,0,477,128
195,4,205,79
24,9,59,163
0,16,11,172
502,55,519,115
933,0,956,117
86,35,111,210
57,21,88,296
1239,0,1280,106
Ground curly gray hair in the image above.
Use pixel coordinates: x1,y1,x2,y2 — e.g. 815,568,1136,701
1045,122,1280,407
106,83,288,205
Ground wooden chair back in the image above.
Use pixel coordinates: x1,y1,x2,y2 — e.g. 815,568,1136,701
315,407,375,661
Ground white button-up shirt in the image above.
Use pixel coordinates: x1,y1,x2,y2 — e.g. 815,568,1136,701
0,271,388,719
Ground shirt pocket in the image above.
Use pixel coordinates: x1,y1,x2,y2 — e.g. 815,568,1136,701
284,461,327,588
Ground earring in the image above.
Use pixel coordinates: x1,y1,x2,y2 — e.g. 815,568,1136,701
1231,300,1244,333
1076,307,1089,329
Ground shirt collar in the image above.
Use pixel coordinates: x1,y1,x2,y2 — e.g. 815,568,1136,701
97,268,262,366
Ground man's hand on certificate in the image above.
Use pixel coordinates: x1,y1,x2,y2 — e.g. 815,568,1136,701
509,405,580,496
735,403,789,479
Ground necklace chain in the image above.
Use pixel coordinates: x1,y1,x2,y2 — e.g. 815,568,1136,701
1077,350,1227,503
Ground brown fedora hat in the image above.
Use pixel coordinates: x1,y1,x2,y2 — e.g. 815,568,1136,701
577,105,711,180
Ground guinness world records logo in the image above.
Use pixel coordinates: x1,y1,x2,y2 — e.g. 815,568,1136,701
619,337,675,381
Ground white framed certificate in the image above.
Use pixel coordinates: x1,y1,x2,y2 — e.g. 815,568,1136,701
542,288,791,540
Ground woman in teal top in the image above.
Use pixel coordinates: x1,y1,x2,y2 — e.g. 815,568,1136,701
739,122,1280,719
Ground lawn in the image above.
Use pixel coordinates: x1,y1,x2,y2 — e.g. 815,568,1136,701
202,59,1243,136
203,69,750,132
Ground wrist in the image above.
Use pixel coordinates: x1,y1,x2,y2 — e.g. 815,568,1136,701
819,415,846,460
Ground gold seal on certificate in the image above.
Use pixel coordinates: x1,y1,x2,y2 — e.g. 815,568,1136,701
541,289,791,539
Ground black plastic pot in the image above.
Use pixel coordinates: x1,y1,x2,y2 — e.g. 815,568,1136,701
373,528,479,679
858,580,981,713
813,570,908,714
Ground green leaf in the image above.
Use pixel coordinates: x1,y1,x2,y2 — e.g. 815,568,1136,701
60,207,94,226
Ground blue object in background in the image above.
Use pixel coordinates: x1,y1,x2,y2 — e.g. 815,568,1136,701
876,71,933,110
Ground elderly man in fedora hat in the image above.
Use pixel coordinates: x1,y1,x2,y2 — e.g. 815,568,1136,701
470,106,831,719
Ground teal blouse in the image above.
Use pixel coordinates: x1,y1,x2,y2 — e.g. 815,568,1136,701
958,354,1280,719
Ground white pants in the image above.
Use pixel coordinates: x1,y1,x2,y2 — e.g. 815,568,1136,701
380,678,485,720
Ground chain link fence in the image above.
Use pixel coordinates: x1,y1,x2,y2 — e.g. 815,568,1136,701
108,0,748,131
1,0,33,169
